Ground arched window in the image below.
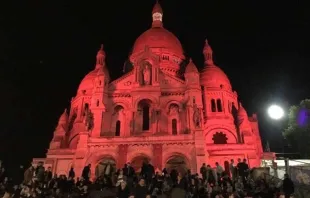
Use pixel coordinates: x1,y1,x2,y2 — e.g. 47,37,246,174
142,105,150,130
96,100,99,107
217,99,222,112
115,120,121,136
211,99,216,112
172,119,177,135
212,132,228,144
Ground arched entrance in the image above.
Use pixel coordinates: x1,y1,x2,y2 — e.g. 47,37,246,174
130,155,150,173
165,155,189,175
95,158,116,178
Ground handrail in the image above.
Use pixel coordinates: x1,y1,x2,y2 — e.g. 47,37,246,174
290,160,310,166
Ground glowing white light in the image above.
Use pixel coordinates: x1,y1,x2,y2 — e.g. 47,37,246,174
268,105,284,120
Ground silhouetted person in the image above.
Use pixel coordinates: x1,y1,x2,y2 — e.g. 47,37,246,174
200,163,207,182
69,167,75,179
123,163,135,187
82,164,91,181
146,163,155,185
282,173,294,198
131,178,148,198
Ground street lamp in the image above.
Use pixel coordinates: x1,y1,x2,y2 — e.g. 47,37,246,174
268,104,284,120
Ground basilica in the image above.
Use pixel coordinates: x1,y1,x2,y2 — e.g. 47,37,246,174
34,2,264,178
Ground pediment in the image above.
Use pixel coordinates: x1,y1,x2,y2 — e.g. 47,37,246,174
159,73,185,89
130,46,160,66
108,71,134,91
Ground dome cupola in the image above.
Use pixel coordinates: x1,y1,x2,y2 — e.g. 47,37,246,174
131,1,184,65
200,39,232,90
78,45,109,94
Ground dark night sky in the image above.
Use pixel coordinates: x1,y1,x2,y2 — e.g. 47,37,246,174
0,1,309,170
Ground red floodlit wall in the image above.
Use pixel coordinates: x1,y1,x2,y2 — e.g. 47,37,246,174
33,1,269,179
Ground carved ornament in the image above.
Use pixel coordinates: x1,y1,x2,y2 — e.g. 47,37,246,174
124,81,132,86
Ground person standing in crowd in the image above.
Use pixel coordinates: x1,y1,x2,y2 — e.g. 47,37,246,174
282,173,294,198
206,165,216,185
116,180,130,198
237,158,249,182
69,166,75,179
146,162,155,185
44,166,53,185
215,162,224,182
82,164,91,181
0,159,290,198
200,163,207,182
229,159,236,181
23,164,35,185
123,162,135,187
130,178,148,198
242,159,250,180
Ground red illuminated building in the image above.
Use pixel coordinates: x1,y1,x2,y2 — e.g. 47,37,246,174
34,2,265,178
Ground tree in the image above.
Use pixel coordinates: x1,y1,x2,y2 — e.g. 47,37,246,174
283,99,310,158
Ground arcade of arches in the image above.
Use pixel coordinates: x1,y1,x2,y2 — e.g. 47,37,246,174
94,154,190,177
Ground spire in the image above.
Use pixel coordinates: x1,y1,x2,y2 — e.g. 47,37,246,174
203,39,214,66
152,1,163,27
58,108,68,124
96,44,106,69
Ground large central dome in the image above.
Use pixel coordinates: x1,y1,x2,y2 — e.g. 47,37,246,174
132,2,184,58
132,28,183,56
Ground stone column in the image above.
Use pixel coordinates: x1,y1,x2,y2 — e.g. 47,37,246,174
130,111,135,135
91,110,102,137
194,130,205,174
74,132,89,178
117,144,128,169
152,144,163,170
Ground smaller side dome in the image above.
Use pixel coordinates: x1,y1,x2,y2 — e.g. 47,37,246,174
200,39,232,89
185,59,198,73
96,65,110,80
200,65,231,89
78,45,109,94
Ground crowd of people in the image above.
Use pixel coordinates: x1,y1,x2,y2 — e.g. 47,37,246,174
0,159,295,198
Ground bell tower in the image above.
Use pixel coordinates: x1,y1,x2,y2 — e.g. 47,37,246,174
90,45,110,137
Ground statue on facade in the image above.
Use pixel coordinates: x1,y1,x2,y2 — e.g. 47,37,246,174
193,104,201,128
68,108,77,131
85,109,94,131
143,63,151,85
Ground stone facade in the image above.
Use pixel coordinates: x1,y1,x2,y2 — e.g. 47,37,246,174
34,2,265,179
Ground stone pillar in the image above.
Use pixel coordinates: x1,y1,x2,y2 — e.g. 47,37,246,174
130,111,135,135
152,144,163,170
74,132,89,178
91,110,102,137
117,144,128,169
194,130,205,174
